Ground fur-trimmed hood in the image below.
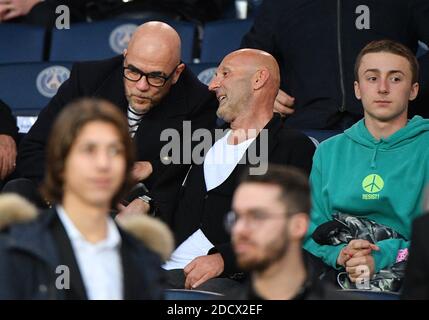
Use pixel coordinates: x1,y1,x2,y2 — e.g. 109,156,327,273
116,214,174,262
0,194,174,261
0,193,38,230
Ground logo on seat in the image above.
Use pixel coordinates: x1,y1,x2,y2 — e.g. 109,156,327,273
109,24,137,54
36,66,70,98
198,67,217,85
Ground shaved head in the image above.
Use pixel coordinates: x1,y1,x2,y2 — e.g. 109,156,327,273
126,21,182,66
223,49,280,91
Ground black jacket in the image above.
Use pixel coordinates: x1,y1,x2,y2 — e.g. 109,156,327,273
0,99,18,143
241,0,429,129
0,208,165,300
225,251,358,300
16,55,217,187
152,114,316,276
228,278,355,300
401,213,429,300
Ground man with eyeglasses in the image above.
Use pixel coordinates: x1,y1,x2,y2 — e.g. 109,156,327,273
227,165,354,300
10,21,217,209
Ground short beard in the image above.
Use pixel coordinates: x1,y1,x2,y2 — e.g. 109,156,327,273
216,105,233,123
237,233,290,273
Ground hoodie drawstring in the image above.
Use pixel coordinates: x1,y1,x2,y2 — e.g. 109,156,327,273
371,141,382,169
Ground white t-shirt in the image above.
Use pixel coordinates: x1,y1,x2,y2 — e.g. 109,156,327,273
204,130,255,191
162,229,215,270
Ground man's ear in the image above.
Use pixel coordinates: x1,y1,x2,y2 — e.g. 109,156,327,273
253,68,270,90
123,49,127,58
409,82,419,101
288,213,309,240
354,81,361,100
171,63,185,85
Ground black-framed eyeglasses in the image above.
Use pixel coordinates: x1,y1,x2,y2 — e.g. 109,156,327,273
123,62,182,87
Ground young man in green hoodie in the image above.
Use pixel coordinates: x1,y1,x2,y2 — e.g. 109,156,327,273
304,39,429,288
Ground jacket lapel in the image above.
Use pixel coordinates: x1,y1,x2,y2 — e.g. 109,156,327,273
49,212,88,300
208,114,282,194
120,237,138,299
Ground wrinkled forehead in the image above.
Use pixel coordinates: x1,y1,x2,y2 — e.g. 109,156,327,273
125,47,178,72
126,32,179,68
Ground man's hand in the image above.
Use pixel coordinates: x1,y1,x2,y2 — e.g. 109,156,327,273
116,197,150,220
345,255,376,283
0,134,17,180
274,89,295,117
132,161,153,182
337,239,379,267
183,253,224,289
0,0,41,21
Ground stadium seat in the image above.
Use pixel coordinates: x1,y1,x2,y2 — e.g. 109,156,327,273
200,19,253,63
164,289,223,300
49,19,196,63
187,62,218,85
49,19,140,62
302,129,342,147
0,62,72,132
0,24,45,64
170,20,197,63
338,289,400,300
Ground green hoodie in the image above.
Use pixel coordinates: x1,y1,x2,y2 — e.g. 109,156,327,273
304,116,429,272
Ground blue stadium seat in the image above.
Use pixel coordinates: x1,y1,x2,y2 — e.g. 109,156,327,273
50,20,140,62
302,129,342,147
187,62,218,85
170,20,197,63
200,19,253,63
49,20,196,63
0,62,72,132
0,24,45,64
164,289,223,300
338,289,400,300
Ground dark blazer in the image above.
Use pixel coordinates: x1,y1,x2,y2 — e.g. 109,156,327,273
16,55,218,187
0,99,18,143
401,213,429,299
0,208,165,300
152,114,316,276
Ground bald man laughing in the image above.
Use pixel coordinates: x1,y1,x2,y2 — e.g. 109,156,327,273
148,49,316,294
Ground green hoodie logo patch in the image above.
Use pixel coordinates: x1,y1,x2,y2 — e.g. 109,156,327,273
362,174,384,200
